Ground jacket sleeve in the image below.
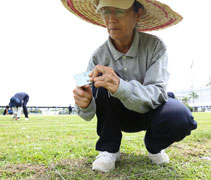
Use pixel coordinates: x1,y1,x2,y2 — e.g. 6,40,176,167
111,50,169,113
75,97,96,121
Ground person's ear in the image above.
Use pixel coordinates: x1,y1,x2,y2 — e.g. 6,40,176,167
136,8,143,21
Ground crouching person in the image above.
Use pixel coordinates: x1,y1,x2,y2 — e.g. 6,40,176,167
67,0,198,172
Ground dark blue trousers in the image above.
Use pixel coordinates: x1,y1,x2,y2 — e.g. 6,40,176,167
22,95,29,118
94,87,197,154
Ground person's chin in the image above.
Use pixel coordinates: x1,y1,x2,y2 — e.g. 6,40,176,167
109,32,121,40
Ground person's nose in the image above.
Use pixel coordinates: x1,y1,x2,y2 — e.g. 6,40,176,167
107,12,117,23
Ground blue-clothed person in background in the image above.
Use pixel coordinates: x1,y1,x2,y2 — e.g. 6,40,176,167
62,0,198,172
9,92,29,120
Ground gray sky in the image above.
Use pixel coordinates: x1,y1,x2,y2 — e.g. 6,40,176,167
0,0,210,106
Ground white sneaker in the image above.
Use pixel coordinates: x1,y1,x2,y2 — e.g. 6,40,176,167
25,118,28,120
148,150,169,164
92,151,120,172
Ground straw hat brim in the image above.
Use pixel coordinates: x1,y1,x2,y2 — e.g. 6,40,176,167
61,0,183,31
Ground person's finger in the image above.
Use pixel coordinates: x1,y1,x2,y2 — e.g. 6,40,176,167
93,73,112,82
73,91,89,106
81,85,93,97
73,86,91,99
93,76,105,83
94,75,119,93
90,65,105,81
94,73,117,85
74,94,89,103
89,70,93,77
74,97,90,108
86,85,92,95
94,80,109,88
83,84,91,89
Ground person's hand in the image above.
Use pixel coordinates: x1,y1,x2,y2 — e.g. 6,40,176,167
89,65,120,94
73,85,93,109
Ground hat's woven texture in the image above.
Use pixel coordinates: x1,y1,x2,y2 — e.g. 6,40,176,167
61,0,182,31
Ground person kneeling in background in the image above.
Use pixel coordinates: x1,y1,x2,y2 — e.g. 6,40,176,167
9,92,29,120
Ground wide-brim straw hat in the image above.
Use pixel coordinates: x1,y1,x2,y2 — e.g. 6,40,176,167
61,0,183,31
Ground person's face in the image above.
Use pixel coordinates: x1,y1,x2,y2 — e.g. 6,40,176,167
99,6,142,42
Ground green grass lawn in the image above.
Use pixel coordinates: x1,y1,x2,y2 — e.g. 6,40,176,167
0,113,210,180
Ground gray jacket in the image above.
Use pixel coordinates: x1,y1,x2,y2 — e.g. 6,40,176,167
76,31,169,120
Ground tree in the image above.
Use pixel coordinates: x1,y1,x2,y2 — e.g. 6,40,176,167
181,96,191,104
180,96,192,112
189,91,199,104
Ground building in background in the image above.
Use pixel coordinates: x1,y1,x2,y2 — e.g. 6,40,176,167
175,86,211,112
